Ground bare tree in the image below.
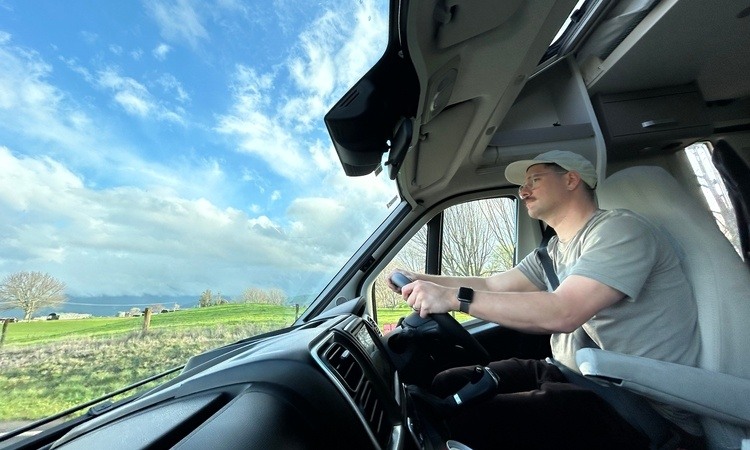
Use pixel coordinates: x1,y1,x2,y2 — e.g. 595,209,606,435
443,198,516,276
395,226,428,273
199,289,213,307
0,271,67,321
238,287,286,305
481,198,517,271
198,289,227,307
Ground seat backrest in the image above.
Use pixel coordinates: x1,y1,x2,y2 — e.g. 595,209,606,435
596,166,750,448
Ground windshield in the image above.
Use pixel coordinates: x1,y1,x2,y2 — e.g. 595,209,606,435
0,0,394,429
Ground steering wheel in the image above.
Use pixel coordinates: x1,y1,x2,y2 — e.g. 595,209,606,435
401,311,490,366
385,272,490,384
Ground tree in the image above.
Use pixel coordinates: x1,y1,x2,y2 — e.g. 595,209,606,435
396,226,428,274
198,289,228,307
440,198,517,276
443,201,498,276
238,287,286,305
0,271,67,321
479,197,517,272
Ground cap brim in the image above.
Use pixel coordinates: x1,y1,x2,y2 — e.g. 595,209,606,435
504,159,554,186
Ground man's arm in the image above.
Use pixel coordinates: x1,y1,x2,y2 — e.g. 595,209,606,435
387,267,539,293
402,274,625,334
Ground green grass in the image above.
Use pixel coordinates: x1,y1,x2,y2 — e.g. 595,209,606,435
0,303,300,422
2,303,298,346
0,303,467,423
0,324,272,420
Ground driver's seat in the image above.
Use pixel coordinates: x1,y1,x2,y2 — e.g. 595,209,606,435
579,165,750,449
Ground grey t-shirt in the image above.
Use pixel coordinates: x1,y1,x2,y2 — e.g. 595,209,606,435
517,208,699,369
516,209,701,432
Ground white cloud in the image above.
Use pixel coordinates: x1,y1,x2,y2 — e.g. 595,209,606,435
146,0,209,49
0,37,218,207
308,138,336,173
152,43,171,60
216,65,311,180
80,31,99,44
96,66,185,123
0,147,373,296
283,0,388,129
216,0,388,181
157,72,190,102
0,146,84,212
97,67,153,116
59,56,94,83
0,36,92,150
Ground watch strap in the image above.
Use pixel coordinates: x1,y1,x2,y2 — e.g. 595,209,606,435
457,287,474,313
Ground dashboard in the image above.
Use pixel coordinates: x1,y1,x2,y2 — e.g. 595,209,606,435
46,314,423,450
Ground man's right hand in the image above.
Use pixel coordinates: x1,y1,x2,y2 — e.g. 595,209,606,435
386,269,417,293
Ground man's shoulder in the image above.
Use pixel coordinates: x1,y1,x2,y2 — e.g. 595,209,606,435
582,209,662,247
593,208,654,230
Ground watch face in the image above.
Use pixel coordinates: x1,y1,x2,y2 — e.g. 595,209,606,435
458,287,474,302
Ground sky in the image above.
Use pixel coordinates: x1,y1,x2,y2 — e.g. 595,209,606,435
0,0,397,302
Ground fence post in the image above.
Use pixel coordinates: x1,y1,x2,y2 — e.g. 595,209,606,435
295,304,300,320
0,319,9,348
142,308,152,334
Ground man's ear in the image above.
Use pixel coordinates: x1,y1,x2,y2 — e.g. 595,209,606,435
566,171,583,190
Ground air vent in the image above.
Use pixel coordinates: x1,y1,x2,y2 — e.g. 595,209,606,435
321,341,364,391
319,341,390,447
356,378,386,441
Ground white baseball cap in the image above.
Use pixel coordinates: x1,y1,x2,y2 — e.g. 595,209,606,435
505,150,597,189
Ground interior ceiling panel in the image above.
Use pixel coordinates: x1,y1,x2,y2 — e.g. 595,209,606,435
585,0,750,101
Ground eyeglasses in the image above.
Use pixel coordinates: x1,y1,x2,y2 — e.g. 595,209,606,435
518,171,567,194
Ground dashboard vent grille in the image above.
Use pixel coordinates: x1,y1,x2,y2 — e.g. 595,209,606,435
319,341,389,446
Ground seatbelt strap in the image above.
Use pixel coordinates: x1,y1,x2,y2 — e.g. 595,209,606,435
537,224,559,290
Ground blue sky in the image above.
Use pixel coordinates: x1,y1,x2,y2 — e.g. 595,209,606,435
0,0,396,300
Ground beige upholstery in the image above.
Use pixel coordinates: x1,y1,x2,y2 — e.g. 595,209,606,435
578,166,750,449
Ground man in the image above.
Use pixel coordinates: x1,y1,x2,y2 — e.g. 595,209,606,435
389,150,702,449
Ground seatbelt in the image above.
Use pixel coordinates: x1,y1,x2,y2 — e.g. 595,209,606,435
537,224,559,289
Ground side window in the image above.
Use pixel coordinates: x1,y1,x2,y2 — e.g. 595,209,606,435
374,197,517,332
683,142,742,257
442,198,517,276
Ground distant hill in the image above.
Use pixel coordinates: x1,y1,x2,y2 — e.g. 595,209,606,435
1,295,200,319
1,293,317,320
64,295,202,317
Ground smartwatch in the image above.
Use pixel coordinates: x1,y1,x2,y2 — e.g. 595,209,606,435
457,287,474,314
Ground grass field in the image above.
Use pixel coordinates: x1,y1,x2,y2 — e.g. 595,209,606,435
0,303,420,423
2,303,300,346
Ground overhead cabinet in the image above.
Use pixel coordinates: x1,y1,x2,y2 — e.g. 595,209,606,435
593,84,712,155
